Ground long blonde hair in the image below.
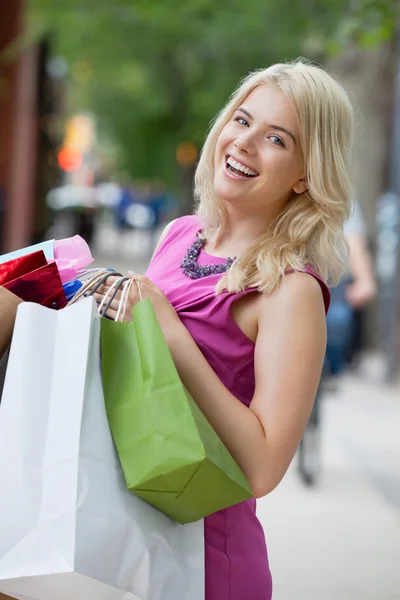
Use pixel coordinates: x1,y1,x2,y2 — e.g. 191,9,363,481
194,59,355,293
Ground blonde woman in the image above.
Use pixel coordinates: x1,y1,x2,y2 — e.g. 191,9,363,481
95,59,354,599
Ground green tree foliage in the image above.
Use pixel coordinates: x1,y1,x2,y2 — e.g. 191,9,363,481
26,0,398,185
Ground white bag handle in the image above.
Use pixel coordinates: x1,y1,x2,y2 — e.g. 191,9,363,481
98,276,128,317
136,277,143,302
125,270,143,302
67,270,122,306
67,271,109,306
114,277,143,322
75,267,113,281
115,279,134,322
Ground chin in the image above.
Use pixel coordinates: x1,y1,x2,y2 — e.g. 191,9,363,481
213,176,242,204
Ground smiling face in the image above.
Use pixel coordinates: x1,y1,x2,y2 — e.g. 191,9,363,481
213,84,307,216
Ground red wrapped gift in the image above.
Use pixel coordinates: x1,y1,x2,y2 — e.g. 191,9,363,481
0,250,47,286
4,263,67,309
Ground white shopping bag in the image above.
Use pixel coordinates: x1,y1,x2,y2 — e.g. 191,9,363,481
0,239,54,264
0,299,204,600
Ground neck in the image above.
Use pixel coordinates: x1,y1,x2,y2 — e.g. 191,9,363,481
210,203,282,256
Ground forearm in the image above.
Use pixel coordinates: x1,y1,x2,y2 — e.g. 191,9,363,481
347,234,376,289
165,323,269,496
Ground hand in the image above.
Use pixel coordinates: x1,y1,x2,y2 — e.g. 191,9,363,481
345,279,376,309
93,274,181,335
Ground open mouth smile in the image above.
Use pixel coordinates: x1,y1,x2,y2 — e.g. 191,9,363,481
225,154,259,179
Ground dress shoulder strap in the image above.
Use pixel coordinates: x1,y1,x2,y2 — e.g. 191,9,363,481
285,265,330,313
166,215,201,240
290,265,330,314
150,215,201,267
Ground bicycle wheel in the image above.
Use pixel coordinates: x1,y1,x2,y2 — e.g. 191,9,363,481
297,384,322,486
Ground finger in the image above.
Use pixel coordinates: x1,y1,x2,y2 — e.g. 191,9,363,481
128,273,147,288
96,282,126,300
101,306,118,320
100,275,127,294
97,295,119,316
89,275,119,293
123,276,143,296
93,292,120,313
104,275,121,286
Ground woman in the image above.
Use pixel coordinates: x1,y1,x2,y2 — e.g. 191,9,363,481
95,59,354,600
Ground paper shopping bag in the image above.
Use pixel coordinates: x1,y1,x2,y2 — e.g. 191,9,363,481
101,298,252,525
0,250,47,286
3,263,67,309
0,239,54,263
0,299,204,600
0,350,9,401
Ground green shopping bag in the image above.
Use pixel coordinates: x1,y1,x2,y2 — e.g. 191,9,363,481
101,298,252,524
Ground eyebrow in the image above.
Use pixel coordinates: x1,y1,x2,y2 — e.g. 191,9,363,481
236,106,297,145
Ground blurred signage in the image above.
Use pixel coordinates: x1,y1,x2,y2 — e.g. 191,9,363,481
58,115,95,174
63,115,95,153
57,147,83,172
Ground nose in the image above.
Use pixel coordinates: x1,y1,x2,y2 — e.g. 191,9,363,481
234,129,256,155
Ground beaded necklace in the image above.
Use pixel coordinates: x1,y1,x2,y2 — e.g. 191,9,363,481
180,232,236,279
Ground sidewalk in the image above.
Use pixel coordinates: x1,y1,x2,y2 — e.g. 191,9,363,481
257,371,400,600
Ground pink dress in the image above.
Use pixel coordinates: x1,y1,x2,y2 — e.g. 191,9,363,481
145,215,330,600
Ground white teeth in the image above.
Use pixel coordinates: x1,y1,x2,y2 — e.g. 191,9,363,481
227,156,258,176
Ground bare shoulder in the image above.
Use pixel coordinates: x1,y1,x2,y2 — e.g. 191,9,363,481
258,271,326,324
279,271,325,303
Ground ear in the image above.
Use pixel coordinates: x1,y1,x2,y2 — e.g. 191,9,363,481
293,178,308,194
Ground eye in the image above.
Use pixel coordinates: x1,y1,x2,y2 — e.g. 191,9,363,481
269,135,285,147
235,116,249,127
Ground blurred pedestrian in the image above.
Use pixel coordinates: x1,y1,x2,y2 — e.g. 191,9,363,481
344,200,377,363
326,200,376,376
93,60,355,600
115,176,134,230
146,177,177,245
70,168,98,247
147,178,167,227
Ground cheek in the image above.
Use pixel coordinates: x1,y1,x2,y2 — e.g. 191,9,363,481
262,151,300,177
216,127,234,153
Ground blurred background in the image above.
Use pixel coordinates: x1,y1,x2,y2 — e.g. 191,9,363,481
1,1,399,598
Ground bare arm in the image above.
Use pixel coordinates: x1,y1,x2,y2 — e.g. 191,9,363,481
166,272,326,497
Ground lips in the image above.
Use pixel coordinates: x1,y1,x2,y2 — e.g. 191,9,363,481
225,154,259,179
